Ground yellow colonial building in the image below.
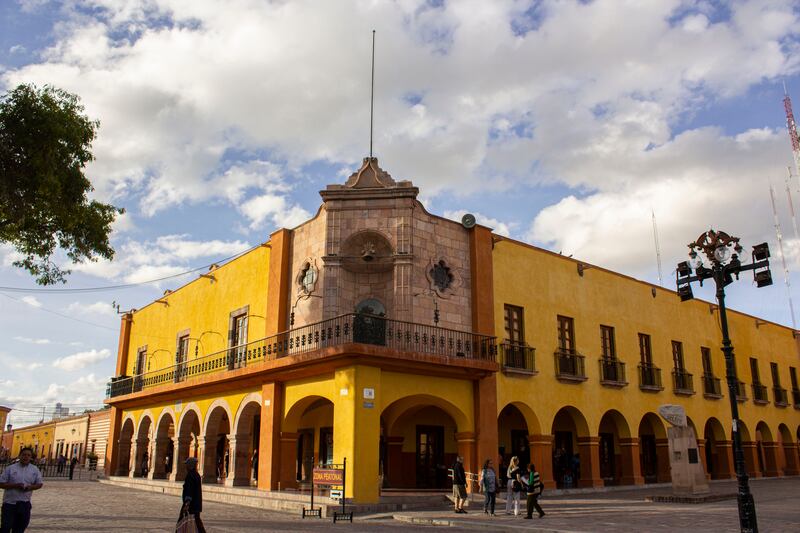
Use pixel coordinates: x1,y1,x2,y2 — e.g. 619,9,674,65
104,158,800,502
11,420,55,460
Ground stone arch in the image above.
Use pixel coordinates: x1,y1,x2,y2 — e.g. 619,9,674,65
116,416,135,476
202,399,233,483
151,408,176,480
638,412,669,484
703,417,732,480
777,423,799,476
174,403,202,482
283,395,334,433
550,406,592,489
755,421,773,442
281,395,335,487
229,392,263,487
756,421,779,477
497,403,537,472
597,409,633,486
380,394,466,489
499,401,542,435
133,412,153,478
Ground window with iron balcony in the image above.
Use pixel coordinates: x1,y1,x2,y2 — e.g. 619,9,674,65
554,315,586,381
599,325,626,387
637,333,662,391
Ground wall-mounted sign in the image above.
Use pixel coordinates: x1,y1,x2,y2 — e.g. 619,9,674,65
363,388,375,399
340,388,349,396
363,401,374,409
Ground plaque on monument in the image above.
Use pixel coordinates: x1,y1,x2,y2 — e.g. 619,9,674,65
688,448,699,464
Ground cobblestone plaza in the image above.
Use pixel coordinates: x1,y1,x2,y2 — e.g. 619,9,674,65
6,476,799,532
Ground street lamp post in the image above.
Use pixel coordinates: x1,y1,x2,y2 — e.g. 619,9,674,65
675,229,772,533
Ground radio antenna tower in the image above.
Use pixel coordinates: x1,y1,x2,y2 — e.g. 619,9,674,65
651,209,663,287
769,184,796,329
784,166,800,243
783,82,800,179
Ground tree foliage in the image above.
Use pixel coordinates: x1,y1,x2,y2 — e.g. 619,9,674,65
0,83,122,284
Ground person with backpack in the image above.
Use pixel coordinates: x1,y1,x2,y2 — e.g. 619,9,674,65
524,463,545,519
478,459,497,516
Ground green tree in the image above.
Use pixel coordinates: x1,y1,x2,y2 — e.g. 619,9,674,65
0,83,122,284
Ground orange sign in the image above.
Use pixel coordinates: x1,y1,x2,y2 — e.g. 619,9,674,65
312,468,344,485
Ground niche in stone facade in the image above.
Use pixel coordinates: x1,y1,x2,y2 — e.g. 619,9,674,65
339,230,394,273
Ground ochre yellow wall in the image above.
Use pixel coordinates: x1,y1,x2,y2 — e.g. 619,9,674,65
126,245,270,374
11,422,55,459
493,239,800,440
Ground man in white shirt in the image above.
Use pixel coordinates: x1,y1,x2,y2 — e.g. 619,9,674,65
0,447,43,533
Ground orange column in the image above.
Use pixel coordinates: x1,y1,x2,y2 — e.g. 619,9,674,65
258,382,283,490
619,437,644,485
741,441,761,477
104,406,123,477
474,375,498,480
265,229,292,337
762,441,781,477
456,432,477,492
577,436,603,488
529,434,555,489
782,443,800,475
697,439,710,480
115,312,133,376
278,432,298,490
716,440,735,479
655,438,671,483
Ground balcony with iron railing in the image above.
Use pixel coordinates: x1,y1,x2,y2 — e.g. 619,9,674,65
773,386,788,407
499,343,536,376
553,349,587,382
751,382,769,404
735,380,748,402
638,363,663,392
792,388,800,409
672,369,694,396
106,313,497,399
702,374,723,399
599,358,627,387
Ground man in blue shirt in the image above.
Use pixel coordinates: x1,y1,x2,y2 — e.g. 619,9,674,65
0,447,44,533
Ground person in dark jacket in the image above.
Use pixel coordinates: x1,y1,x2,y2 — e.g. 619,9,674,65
452,456,467,514
181,457,206,533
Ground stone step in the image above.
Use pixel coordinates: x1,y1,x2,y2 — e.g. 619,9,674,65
101,477,447,517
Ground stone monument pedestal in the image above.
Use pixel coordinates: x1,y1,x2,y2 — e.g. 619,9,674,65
666,425,709,495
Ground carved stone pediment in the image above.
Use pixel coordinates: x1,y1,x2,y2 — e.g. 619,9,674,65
344,157,396,188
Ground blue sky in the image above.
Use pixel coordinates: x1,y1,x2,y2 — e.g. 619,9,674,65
1,0,800,426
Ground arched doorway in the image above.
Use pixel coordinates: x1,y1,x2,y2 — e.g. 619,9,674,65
703,418,732,479
174,407,201,482
498,404,530,472
551,406,595,488
283,397,335,487
778,424,799,475
598,410,634,486
116,417,134,476
736,420,759,478
231,396,262,486
755,421,779,477
638,413,668,483
381,395,468,489
133,415,152,478
151,411,175,479
202,403,232,483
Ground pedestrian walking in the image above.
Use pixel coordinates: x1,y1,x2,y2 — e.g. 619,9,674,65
523,463,545,519
0,447,44,533
504,456,521,515
478,459,497,515
68,457,78,480
140,451,149,478
451,456,467,514
179,457,206,533
56,455,65,474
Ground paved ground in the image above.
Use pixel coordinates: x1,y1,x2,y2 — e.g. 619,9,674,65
3,476,799,531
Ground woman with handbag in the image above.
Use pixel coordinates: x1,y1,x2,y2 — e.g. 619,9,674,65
523,463,545,519
505,456,522,516
479,459,497,516
177,457,206,533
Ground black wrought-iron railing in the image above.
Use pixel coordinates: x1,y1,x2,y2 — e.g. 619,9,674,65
773,386,788,406
735,380,748,402
599,359,626,385
499,343,536,373
638,363,663,391
792,388,800,408
702,374,722,397
672,369,694,394
752,382,769,403
107,313,497,398
553,350,586,380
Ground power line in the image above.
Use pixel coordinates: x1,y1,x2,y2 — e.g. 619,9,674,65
0,292,118,331
0,243,260,294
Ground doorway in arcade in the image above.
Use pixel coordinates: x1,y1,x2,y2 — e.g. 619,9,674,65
294,399,334,484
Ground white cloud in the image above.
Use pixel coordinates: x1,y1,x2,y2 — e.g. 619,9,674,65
13,336,51,345
65,301,117,317
52,348,111,371
8,44,26,54
20,296,42,308
239,194,312,231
